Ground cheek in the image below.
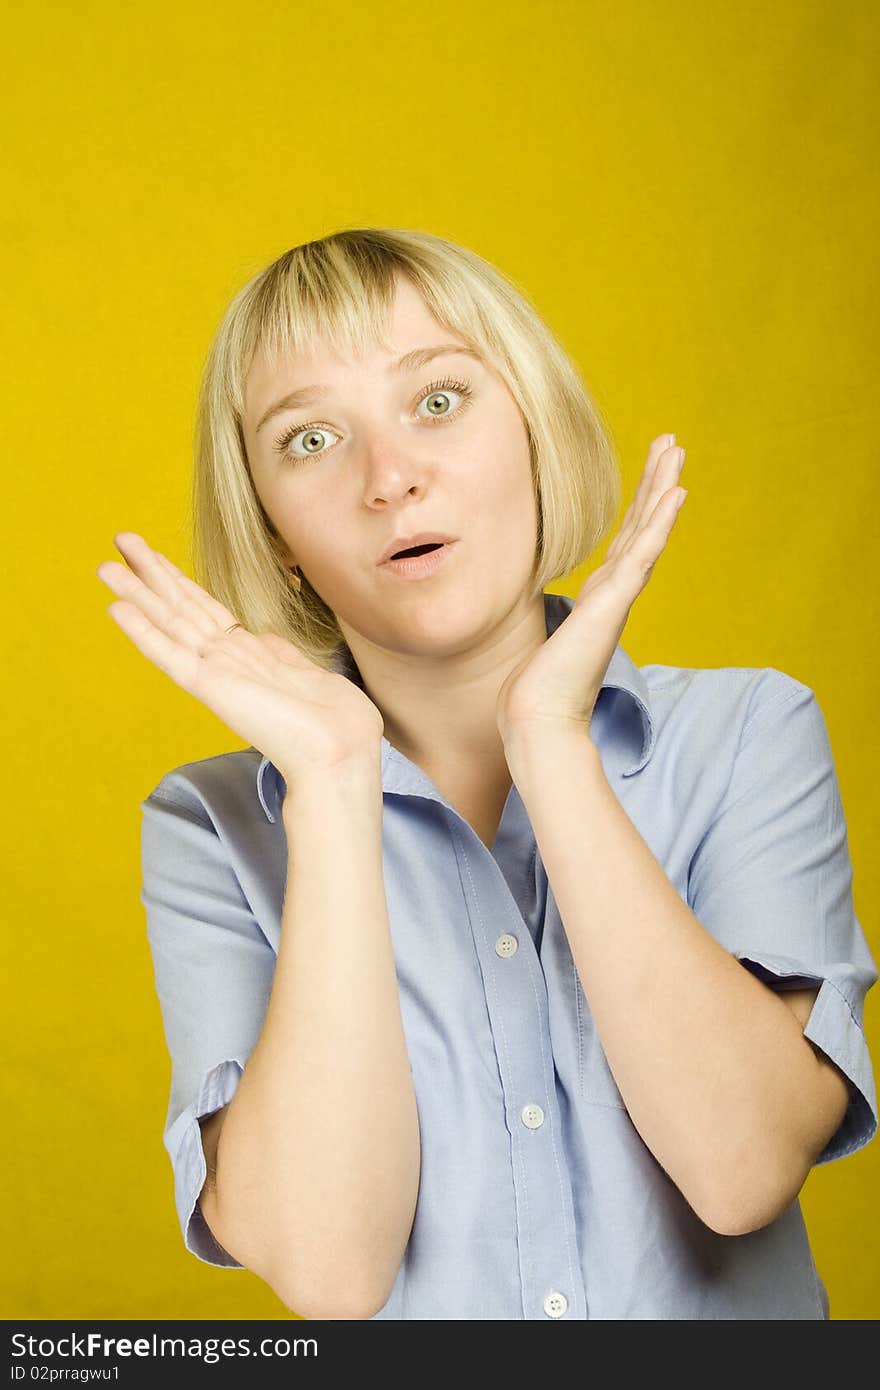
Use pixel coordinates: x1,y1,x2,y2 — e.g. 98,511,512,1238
467,421,535,515
265,477,338,553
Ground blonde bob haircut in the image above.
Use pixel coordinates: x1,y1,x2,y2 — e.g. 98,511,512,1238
190,226,621,670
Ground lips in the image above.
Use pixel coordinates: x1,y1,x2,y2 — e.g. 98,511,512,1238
393,542,443,559
380,540,458,580
378,531,457,565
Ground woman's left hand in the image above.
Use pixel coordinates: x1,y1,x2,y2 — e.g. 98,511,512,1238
496,433,687,745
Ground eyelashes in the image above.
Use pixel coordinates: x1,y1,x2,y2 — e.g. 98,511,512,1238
271,376,475,463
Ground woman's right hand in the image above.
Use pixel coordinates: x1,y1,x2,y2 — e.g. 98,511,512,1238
96,532,385,783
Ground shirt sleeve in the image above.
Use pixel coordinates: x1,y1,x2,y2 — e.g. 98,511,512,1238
687,671,879,1166
140,782,277,1267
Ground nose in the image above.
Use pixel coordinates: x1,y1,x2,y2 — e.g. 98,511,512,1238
359,440,430,507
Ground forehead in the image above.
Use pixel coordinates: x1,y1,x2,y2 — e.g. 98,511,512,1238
245,276,462,406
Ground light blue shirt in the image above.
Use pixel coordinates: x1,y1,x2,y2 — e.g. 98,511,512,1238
140,592,878,1320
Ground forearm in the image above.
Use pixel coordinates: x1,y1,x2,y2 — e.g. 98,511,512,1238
211,754,420,1318
506,722,817,1236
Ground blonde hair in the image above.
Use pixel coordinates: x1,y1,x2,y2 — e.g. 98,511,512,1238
189,226,621,669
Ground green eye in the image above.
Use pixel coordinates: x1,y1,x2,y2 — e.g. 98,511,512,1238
272,376,475,462
415,378,473,421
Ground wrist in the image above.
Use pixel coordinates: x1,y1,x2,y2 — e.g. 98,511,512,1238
281,748,384,818
503,718,602,783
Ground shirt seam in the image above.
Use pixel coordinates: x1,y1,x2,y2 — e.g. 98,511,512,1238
739,683,807,749
143,788,213,827
689,686,810,897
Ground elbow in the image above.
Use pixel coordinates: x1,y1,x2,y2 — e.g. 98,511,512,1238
268,1250,395,1321
204,1196,392,1318
695,1151,811,1238
274,1276,390,1321
700,1196,775,1239
273,1198,414,1318
206,1223,387,1318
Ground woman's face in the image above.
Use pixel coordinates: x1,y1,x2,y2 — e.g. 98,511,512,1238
243,274,539,663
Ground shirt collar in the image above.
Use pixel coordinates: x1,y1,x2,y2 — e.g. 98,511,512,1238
255,592,656,823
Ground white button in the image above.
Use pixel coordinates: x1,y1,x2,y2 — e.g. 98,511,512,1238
543,1290,568,1318
521,1103,544,1129
495,933,518,957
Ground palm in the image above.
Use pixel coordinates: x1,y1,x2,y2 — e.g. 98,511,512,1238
496,434,686,741
97,532,384,780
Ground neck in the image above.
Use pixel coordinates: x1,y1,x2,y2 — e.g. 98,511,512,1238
340,594,549,770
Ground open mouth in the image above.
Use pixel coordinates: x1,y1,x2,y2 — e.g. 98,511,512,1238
390,542,445,560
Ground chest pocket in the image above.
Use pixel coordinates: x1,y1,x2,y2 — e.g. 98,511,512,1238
574,970,629,1110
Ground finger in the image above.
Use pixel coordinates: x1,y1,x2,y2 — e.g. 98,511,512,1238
101,534,320,684
606,435,675,561
110,534,268,665
101,573,317,702
100,549,267,670
151,550,246,632
100,564,277,688
114,532,226,624
104,598,202,689
111,532,218,640
626,434,672,524
612,441,684,561
98,557,222,652
639,449,685,528
616,486,685,588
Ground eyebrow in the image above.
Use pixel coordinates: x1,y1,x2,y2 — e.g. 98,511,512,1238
254,343,484,435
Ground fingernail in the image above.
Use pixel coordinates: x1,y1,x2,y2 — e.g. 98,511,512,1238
667,433,676,449
675,489,688,510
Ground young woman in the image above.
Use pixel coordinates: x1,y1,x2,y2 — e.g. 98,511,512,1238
97,227,877,1320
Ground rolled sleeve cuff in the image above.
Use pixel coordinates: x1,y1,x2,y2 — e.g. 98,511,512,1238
166,1058,246,1268
735,951,878,1165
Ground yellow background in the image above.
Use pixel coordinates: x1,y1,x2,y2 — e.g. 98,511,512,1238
3,0,877,1320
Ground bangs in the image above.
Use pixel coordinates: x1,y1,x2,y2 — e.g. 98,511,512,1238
228,236,416,417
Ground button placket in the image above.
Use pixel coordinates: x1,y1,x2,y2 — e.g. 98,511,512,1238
445,814,587,1319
